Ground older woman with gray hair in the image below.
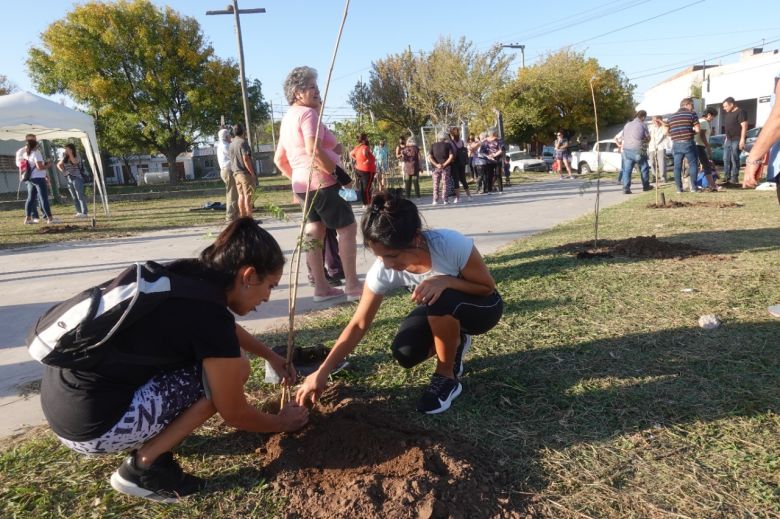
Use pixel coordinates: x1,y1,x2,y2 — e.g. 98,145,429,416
427,130,455,205
274,66,362,303
478,128,503,194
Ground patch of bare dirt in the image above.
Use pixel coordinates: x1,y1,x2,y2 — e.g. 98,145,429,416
37,224,84,234
646,200,743,209
256,384,520,519
559,235,705,260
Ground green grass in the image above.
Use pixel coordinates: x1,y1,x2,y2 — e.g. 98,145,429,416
0,178,300,250
1,185,778,517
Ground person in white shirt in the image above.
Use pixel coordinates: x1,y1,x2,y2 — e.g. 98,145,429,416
296,189,504,415
16,134,59,225
216,128,237,223
648,116,671,183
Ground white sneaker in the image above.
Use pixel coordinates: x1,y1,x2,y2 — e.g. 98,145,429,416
46,217,61,224
431,200,439,206
442,200,448,205
453,198,459,204
31,218,40,224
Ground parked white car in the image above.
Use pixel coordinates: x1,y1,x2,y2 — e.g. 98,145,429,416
507,151,549,173
570,140,622,174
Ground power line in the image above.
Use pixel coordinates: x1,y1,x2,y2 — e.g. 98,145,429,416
628,35,780,81
567,0,704,49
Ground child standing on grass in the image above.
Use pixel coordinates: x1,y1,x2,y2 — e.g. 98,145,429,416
40,218,308,503
297,189,504,414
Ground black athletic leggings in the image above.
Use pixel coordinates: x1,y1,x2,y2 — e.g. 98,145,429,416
391,289,503,369
452,162,469,191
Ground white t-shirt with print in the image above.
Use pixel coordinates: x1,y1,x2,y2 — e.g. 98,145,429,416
365,229,474,295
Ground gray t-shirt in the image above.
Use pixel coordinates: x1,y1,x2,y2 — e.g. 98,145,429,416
366,229,474,295
229,137,251,174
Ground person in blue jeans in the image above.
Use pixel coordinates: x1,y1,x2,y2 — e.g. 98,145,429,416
620,110,651,194
17,134,59,224
666,98,701,193
57,143,89,217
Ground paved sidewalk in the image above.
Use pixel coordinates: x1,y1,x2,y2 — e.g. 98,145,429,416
0,178,628,437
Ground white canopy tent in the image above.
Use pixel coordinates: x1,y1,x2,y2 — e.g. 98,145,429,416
0,91,109,215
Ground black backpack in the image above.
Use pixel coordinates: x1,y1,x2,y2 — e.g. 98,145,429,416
27,261,224,370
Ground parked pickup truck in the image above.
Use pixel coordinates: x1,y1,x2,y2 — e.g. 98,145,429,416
569,140,622,174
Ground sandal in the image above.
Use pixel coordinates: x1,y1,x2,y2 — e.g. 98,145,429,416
312,287,344,303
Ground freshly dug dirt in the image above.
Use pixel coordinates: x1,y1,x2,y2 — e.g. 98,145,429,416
646,200,743,209
560,235,705,260
257,384,519,518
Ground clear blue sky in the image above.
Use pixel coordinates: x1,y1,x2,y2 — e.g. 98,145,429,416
3,0,780,125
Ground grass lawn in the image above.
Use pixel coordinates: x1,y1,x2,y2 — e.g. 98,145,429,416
1,183,777,517
0,171,542,251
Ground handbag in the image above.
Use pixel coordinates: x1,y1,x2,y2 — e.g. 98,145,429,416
19,158,32,182
333,165,352,186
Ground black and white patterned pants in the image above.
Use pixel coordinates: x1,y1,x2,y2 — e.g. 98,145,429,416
57,365,205,455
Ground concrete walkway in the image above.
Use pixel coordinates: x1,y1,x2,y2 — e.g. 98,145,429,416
0,178,629,437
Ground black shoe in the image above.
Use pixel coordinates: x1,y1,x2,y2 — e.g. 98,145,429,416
623,189,632,194
325,274,343,287
642,185,653,191
453,333,472,378
110,451,205,503
416,373,462,414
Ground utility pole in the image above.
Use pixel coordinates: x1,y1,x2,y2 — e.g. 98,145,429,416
501,43,525,68
206,1,265,151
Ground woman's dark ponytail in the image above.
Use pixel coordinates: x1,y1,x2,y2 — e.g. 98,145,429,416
361,189,422,250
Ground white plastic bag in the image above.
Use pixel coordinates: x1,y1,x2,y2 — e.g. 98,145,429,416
339,187,358,202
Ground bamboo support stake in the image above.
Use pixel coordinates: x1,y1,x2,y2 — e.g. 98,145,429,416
282,0,351,408
589,75,601,249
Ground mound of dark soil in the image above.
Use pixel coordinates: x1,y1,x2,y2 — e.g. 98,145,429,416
560,235,704,260
646,201,743,209
257,384,518,518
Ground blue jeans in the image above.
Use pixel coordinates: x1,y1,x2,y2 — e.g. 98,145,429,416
621,149,650,191
723,138,740,183
66,175,88,214
672,140,699,192
25,178,51,219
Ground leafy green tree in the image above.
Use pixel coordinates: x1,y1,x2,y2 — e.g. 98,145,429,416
502,49,635,146
0,75,17,95
411,37,513,127
348,49,428,134
28,0,265,184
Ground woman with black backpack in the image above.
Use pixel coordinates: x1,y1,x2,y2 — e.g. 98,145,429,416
57,143,89,218
40,218,308,503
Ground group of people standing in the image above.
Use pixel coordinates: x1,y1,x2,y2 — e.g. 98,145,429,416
16,134,90,225
616,96,750,194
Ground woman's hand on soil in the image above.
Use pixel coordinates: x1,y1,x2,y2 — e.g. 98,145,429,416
411,276,450,306
278,401,309,431
296,370,327,407
269,352,297,385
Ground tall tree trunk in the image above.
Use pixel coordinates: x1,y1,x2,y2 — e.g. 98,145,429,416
166,153,180,185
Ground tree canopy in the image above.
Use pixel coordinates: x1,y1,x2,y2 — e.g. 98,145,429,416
0,75,17,96
501,49,635,145
350,38,512,134
28,0,268,183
